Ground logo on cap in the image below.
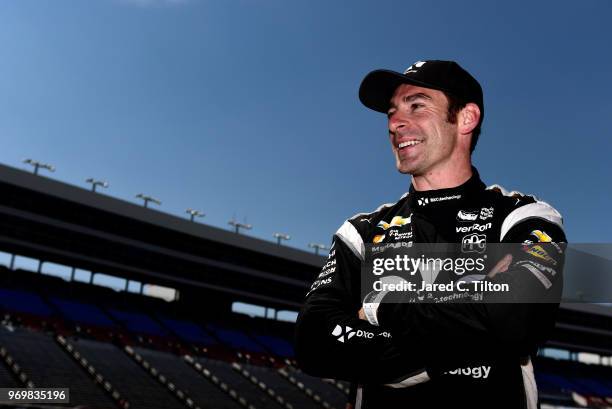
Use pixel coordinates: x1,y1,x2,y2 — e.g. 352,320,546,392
404,61,426,74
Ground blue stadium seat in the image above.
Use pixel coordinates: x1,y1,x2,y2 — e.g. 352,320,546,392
536,373,591,395
572,377,612,397
158,317,218,346
205,324,266,353
252,334,294,357
49,297,117,328
0,288,53,317
107,308,168,336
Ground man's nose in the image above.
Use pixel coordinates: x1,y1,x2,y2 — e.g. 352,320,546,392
389,115,407,134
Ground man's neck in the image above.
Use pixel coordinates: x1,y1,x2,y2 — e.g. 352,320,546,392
411,162,473,192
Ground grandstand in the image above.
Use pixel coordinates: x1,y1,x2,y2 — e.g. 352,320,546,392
0,162,611,409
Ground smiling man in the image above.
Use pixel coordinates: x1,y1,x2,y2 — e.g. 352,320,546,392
295,60,566,408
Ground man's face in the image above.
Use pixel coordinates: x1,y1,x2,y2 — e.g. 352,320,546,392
387,84,458,175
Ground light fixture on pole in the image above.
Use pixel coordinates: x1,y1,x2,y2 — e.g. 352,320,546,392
135,193,161,208
228,219,252,234
308,243,328,255
273,233,291,245
23,159,55,175
85,178,109,192
186,208,205,222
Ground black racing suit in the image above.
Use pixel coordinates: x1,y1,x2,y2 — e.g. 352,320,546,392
295,169,565,409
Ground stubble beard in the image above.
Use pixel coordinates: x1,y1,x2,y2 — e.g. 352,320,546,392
395,144,428,175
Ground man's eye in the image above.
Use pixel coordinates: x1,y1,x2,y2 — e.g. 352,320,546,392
411,103,424,110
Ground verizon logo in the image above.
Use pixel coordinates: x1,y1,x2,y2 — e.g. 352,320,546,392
456,222,492,233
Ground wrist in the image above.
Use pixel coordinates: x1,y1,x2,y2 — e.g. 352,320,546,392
362,302,380,326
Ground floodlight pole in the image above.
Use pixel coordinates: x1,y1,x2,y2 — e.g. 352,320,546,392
229,219,252,234
86,178,109,192
273,233,291,245
23,159,55,175
308,243,328,255
136,194,161,208
186,208,205,222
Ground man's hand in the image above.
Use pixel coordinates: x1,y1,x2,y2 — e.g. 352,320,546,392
358,307,367,320
487,253,513,278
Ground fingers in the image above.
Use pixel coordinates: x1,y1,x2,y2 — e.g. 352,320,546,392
487,253,513,278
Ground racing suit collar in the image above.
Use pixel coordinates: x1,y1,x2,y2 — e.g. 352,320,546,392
407,167,485,208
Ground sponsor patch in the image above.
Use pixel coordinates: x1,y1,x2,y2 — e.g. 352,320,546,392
418,195,461,206
516,260,557,276
388,230,413,241
317,266,336,278
527,230,564,254
522,244,557,265
479,207,494,220
444,366,491,379
377,215,412,231
331,325,390,343
531,230,552,243
331,325,355,343
456,222,492,233
461,233,487,253
373,234,385,243
404,60,426,74
457,210,479,222
307,276,333,295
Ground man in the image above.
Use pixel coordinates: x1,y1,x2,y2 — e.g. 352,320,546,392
295,60,565,408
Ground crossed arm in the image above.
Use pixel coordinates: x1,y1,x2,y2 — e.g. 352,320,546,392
295,218,565,384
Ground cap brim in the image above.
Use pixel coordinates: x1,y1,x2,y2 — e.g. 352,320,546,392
358,69,441,113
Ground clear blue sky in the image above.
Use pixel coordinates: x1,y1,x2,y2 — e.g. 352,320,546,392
1,0,610,254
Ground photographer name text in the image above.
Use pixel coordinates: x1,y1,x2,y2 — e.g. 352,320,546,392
373,280,509,293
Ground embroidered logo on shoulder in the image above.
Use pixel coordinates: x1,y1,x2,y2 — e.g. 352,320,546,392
377,215,412,230
531,230,552,242
526,230,564,254
522,244,557,265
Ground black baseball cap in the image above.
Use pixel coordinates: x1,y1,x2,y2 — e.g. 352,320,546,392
358,60,484,116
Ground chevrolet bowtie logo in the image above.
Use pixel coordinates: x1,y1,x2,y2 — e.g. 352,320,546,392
377,215,412,230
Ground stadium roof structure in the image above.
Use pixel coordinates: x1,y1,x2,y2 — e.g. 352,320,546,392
0,163,324,309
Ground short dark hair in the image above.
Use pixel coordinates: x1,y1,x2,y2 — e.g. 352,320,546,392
444,92,483,153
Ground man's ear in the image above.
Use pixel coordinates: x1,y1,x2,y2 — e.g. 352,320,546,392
458,103,481,135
